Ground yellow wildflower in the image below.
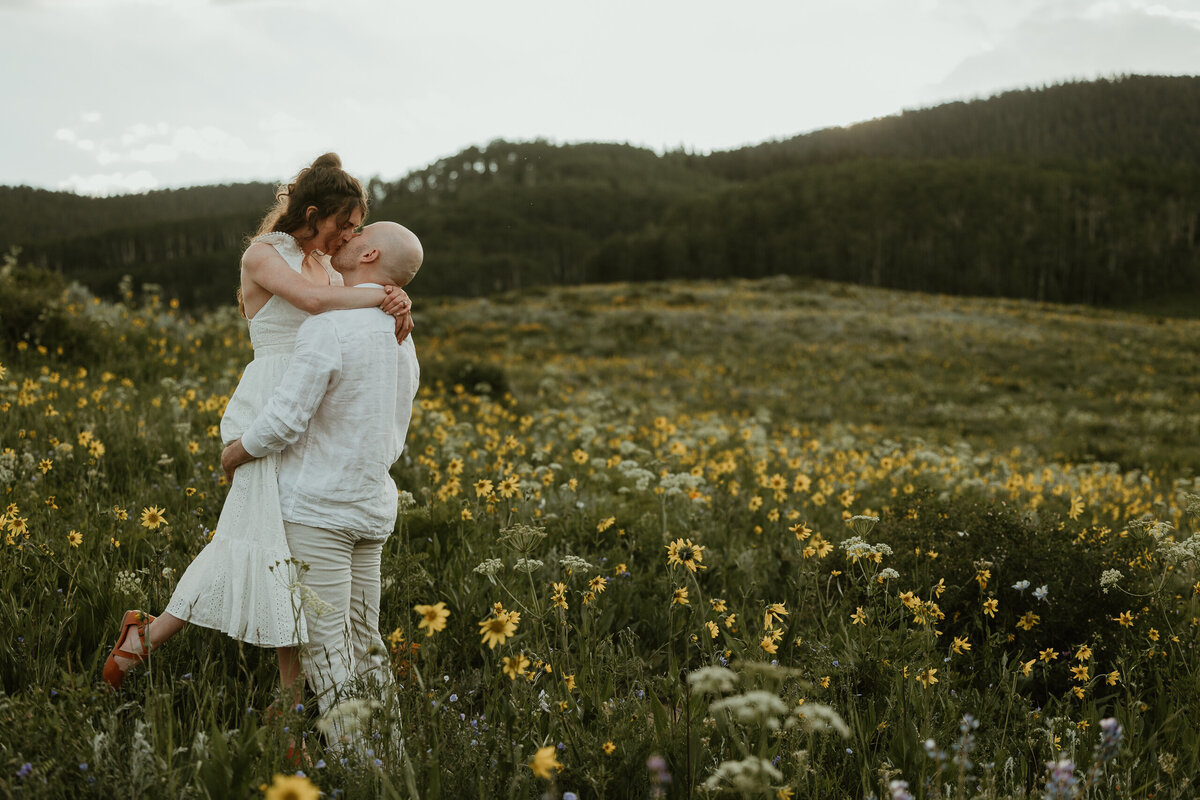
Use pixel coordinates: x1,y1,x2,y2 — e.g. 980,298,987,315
764,602,788,627
414,602,450,637
478,612,518,650
665,538,707,572
263,773,319,800
140,506,167,530
529,745,563,779
502,653,530,680
1069,496,1084,520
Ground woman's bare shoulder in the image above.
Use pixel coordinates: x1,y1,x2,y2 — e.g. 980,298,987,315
242,241,284,270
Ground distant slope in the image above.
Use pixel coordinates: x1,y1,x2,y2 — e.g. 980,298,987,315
2,75,1198,308
699,75,1200,180
0,182,274,247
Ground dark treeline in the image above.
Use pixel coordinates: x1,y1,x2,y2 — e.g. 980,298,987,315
589,158,1200,304
697,75,1200,181
4,74,1200,308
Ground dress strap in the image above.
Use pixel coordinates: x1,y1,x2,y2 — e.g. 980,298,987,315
251,232,306,274
251,231,304,252
320,257,345,287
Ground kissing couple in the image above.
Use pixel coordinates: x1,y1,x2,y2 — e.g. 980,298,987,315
103,153,422,747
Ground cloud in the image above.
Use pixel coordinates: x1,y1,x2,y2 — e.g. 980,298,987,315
924,5,1200,101
57,170,159,196
1142,1,1200,25
60,121,261,168
120,122,169,146
55,127,96,152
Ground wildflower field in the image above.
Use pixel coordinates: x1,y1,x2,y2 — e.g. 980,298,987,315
3,256,1200,799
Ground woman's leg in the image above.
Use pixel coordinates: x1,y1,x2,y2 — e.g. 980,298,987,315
278,646,304,704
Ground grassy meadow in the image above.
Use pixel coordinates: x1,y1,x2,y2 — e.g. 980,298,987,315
2,259,1200,799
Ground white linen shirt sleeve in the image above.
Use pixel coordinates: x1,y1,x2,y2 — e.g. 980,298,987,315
241,316,342,458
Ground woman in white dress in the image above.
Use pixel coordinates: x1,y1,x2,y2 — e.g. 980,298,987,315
102,153,412,698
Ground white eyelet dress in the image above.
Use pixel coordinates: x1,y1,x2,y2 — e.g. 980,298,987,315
166,232,339,646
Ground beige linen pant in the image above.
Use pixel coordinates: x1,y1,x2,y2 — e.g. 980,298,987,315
283,521,393,736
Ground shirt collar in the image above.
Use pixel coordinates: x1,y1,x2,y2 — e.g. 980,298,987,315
353,282,385,289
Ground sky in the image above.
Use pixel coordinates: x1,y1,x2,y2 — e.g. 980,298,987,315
3,0,1199,196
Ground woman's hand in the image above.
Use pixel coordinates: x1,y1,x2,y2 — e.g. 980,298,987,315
383,286,415,344
381,286,411,316
221,439,254,483
393,310,414,344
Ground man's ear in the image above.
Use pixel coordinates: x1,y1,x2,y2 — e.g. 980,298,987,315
360,247,381,264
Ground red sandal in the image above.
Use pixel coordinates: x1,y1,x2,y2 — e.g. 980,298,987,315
102,610,156,691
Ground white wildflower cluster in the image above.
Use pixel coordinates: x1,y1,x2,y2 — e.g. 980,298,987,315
1157,533,1200,568
879,567,900,581
560,555,595,573
514,558,544,574
1183,491,1200,520
617,439,645,457
659,471,706,498
795,702,851,737
615,459,656,492
686,666,739,695
473,558,504,577
295,583,335,617
692,421,731,445
840,536,893,562
397,490,417,511
702,756,782,792
317,698,382,739
710,690,789,730
1129,518,1175,540
847,514,881,536
0,450,15,485
114,569,146,601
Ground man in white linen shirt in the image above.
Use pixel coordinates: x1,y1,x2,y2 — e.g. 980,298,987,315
221,221,422,738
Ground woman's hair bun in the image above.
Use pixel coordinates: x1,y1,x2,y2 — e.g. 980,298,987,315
310,152,343,170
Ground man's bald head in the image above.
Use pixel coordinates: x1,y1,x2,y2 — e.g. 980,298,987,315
331,221,423,287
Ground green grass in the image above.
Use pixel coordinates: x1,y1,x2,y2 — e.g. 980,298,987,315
2,268,1199,798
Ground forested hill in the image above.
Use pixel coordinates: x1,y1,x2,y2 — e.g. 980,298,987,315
698,75,1200,180
4,74,1200,309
